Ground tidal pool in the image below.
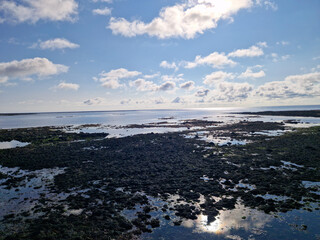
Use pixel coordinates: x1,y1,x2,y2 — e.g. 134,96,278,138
141,202,320,240
184,131,249,146
0,140,30,149
0,165,66,220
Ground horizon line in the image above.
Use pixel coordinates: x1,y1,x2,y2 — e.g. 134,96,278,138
1,104,320,116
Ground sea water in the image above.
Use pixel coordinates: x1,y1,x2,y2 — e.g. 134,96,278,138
1,105,320,129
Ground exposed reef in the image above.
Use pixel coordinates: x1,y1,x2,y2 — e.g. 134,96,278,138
0,119,319,239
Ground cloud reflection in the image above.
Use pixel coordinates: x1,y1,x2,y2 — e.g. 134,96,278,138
182,203,272,236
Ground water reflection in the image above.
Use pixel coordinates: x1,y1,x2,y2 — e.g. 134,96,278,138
0,165,66,219
182,203,272,236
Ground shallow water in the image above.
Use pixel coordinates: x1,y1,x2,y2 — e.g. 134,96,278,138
0,140,30,149
1,105,320,129
65,125,194,138
140,202,320,240
0,166,66,220
184,131,249,146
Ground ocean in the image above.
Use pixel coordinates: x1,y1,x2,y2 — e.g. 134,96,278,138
1,105,320,129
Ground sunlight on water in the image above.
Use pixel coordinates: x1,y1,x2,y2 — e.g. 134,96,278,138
1,106,320,129
181,203,272,236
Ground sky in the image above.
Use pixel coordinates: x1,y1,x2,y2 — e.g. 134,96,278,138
0,0,319,113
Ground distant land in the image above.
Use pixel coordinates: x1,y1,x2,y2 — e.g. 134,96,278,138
238,110,320,118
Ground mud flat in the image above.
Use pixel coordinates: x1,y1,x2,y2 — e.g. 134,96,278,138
0,119,319,239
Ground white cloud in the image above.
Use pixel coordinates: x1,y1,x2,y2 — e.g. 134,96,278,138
257,41,268,48
120,99,131,105
276,41,289,46
32,38,79,50
203,71,235,85
92,7,112,16
211,81,253,101
8,37,20,45
255,72,320,99
271,53,278,58
144,73,160,79
100,68,141,81
160,61,178,71
184,51,236,69
228,45,264,58
159,81,176,91
83,97,105,106
263,0,278,10
285,72,320,83
161,74,184,82
97,68,141,89
181,43,265,69
195,88,210,97
271,53,290,62
130,78,176,92
281,55,290,61
171,95,197,104
55,82,79,91
255,0,277,10
180,81,195,90
172,97,182,103
0,0,78,23
101,79,124,89
108,0,254,39
0,58,68,81
129,78,158,91
239,66,265,79
153,97,165,104
131,71,320,105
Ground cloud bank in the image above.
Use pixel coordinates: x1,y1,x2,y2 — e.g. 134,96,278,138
0,0,78,23
109,0,254,39
97,68,141,89
0,58,68,82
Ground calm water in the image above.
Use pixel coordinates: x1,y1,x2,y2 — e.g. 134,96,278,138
0,140,30,149
1,105,320,129
140,203,320,240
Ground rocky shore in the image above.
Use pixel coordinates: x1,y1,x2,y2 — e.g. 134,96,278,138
0,115,319,239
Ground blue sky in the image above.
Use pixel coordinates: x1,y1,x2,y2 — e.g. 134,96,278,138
0,0,319,112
